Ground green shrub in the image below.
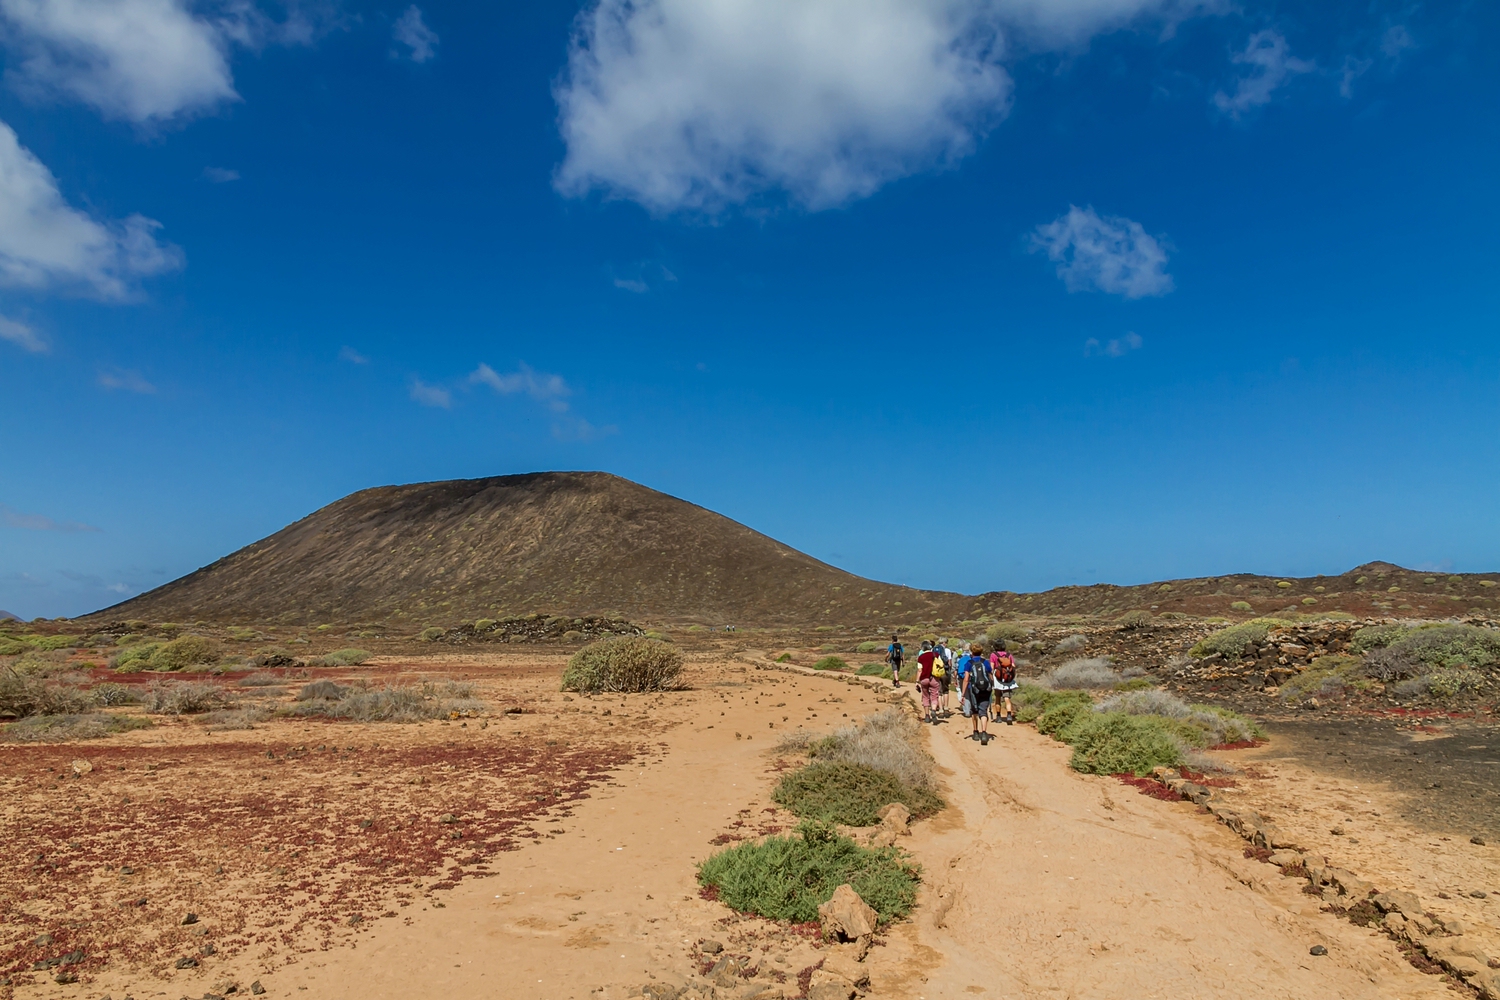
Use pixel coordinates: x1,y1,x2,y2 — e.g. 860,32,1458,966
773,761,942,826
475,618,497,630
1427,668,1485,699
1012,684,1090,724
775,653,792,663
1349,624,1410,654
1116,610,1151,629
985,622,1030,646
812,656,848,671
855,641,882,654
855,663,886,676
1278,654,1366,701
562,637,683,693
111,643,160,672
150,635,220,671
1387,624,1500,669
1066,713,1185,775
420,627,446,641
697,821,918,925
1189,619,1288,659
0,637,28,656
26,635,80,651
311,648,372,667
1036,698,1095,738
1229,601,1253,612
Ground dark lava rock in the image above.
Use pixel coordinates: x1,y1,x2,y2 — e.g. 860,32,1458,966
200,943,217,956
183,912,199,925
1309,945,1328,956
251,981,266,995
701,940,724,955
176,956,199,969
32,933,53,946
1473,836,1488,846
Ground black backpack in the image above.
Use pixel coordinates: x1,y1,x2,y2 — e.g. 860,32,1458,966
889,643,903,663
967,658,993,698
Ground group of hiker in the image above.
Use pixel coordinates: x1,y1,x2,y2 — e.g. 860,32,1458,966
885,635,1018,747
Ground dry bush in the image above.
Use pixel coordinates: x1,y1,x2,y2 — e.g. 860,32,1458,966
292,680,483,722
0,669,94,717
90,682,141,706
309,648,371,667
808,709,936,790
297,680,347,701
1053,634,1089,653
562,637,682,693
238,671,287,687
1042,658,1141,689
201,706,271,730
1116,610,1152,629
146,680,234,715
1,713,151,742
1362,646,1416,682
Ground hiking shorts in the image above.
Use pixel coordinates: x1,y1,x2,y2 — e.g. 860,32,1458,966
937,675,950,694
969,697,991,717
996,682,1018,698
918,677,941,710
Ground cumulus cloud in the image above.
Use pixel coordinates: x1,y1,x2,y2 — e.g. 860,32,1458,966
0,314,46,352
554,0,1206,214
1,503,99,532
0,0,236,122
470,362,572,413
1213,30,1314,118
97,367,156,392
1030,205,1173,299
1085,330,1142,357
392,5,437,63
410,378,452,408
0,121,183,299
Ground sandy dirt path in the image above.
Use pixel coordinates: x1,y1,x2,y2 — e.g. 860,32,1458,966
891,694,1450,1000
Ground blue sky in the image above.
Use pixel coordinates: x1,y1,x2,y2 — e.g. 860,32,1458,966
1,0,1497,619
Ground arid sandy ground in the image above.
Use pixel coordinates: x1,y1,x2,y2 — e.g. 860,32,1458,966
3,649,1496,1000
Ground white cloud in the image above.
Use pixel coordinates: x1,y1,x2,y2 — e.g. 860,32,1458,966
0,314,45,351
1380,24,1413,59
612,277,648,293
410,378,451,408
338,345,370,364
1212,30,1314,118
470,362,572,413
202,166,239,182
1085,330,1142,357
554,0,1207,214
0,0,237,122
1,502,99,531
392,4,437,63
97,367,156,392
1030,205,1173,299
0,121,183,299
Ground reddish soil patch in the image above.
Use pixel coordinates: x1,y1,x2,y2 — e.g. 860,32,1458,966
0,732,641,987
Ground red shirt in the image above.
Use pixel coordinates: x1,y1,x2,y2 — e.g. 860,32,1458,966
917,650,936,680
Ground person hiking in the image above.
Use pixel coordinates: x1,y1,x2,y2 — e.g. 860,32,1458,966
916,641,941,724
885,634,905,688
960,642,994,745
936,639,955,716
992,641,1019,725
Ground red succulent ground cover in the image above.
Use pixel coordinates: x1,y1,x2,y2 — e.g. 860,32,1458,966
0,733,639,986
1112,775,1181,800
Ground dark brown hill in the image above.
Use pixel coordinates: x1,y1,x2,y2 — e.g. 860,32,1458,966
96,472,968,626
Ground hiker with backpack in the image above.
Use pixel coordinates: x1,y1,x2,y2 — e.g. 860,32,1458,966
915,641,942,724
959,642,995,745
936,639,955,716
991,641,1019,725
885,634,905,689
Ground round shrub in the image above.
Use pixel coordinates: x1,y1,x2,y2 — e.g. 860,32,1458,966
985,622,1030,646
150,635,220,671
1230,601,1253,612
312,648,371,667
562,636,682,693
1116,610,1152,629
697,822,918,925
812,656,848,671
855,641,882,654
419,627,445,641
1066,713,1185,775
772,761,942,826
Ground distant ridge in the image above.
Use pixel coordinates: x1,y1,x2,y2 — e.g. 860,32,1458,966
0,610,19,622
87,472,1499,627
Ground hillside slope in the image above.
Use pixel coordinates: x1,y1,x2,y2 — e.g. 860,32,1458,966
97,472,967,625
